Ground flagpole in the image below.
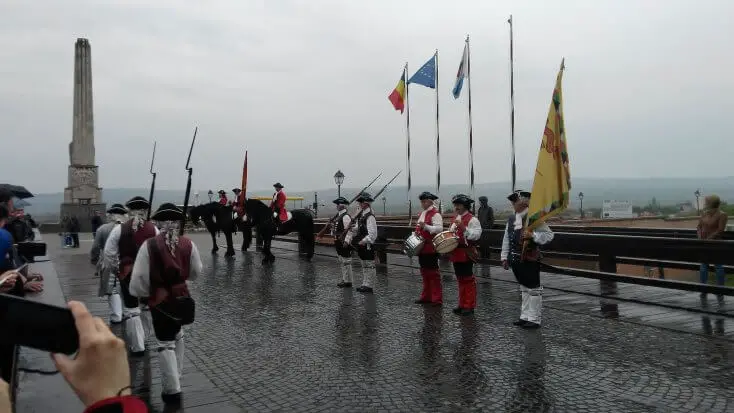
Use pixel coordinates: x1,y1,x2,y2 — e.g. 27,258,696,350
434,49,441,211
466,35,476,213
405,62,413,225
508,15,517,192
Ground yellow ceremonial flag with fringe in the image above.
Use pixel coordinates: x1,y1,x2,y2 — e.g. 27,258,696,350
526,59,571,230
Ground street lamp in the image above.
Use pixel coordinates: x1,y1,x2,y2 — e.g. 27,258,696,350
578,192,584,219
334,170,345,198
382,196,387,216
207,190,213,202
694,189,701,215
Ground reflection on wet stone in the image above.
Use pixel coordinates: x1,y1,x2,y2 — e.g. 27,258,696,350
505,333,551,413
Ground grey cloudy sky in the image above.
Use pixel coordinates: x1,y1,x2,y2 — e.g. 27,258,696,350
1,0,732,195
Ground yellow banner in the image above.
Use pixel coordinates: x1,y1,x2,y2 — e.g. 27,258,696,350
526,59,571,229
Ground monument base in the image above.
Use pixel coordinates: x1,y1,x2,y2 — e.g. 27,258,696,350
60,202,107,232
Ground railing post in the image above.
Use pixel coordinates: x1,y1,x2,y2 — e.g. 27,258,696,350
375,243,388,273
598,253,619,317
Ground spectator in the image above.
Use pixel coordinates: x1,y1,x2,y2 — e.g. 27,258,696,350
477,196,495,259
68,216,81,248
91,211,103,238
0,206,13,273
25,214,37,228
698,194,729,289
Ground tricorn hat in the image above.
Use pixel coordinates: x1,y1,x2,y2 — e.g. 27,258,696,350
106,203,128,215
218,190,226,195
125,196,150,210
507,190,531,203
273,182,284,189
151,202,183,222
418,191,438,201
232,188,242,194
332,196,349,205
451,194,474,206
356,192,374,203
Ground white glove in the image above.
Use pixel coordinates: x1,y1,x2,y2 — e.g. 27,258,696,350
273,212,278,218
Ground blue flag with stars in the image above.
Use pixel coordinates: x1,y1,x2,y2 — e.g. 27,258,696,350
408,54,436,89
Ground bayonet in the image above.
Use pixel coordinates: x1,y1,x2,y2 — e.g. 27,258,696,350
146,141,157,220
372,170,402,200
180,127,198,235
348,172,383,204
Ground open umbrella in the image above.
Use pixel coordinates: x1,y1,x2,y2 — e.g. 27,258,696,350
12,197,30,208
0,184,33,199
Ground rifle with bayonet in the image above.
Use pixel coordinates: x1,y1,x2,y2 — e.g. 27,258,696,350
338,170,402,245
179,127,198,236
146,141,157,220
316,172,383,239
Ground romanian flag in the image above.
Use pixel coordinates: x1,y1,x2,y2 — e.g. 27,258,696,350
388,69,406,113
526,59,571,230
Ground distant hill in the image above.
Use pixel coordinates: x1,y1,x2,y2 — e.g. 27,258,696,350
23,177,733,221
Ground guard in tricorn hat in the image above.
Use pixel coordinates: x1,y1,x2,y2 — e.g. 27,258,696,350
130,202,203,405
413,191,444,305
217,189,228,206
321,196,355,288
447,194,482,315
344,192,379,293
270,182,290,225
91,203,129,325
103,195,158,356
500,190,554,329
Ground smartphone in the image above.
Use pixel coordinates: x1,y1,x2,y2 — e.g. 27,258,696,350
15,263,29,278
0,293,78,354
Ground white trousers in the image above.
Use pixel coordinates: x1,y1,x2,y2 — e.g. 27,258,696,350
339,256,353,283
360,260,376,289
159,331,184,395
520,285,543,324
122,306,146,352
108,294,122,323
140,304,154,345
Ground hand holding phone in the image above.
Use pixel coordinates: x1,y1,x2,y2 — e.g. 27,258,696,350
52,301,132,407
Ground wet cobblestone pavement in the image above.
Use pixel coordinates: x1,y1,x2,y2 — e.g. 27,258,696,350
35,234,734,412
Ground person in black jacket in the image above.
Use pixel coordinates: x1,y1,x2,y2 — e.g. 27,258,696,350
477,196,495,259
91,211,103,238
68,216,81,248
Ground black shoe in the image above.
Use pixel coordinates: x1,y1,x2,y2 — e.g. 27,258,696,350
414,299,430,304
460,309,475,316
130,350,146,357
521,322,541,329
356,286,374,294
337,282,352,288
110,319,122,325
513,319,529,326
452,307,463,314
161,392,182,405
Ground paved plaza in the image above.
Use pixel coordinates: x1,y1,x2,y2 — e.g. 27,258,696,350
17,232,734,412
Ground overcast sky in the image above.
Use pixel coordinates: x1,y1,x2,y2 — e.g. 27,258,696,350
1,0,732,194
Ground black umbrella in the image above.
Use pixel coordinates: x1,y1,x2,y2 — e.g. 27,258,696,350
0,184,34,199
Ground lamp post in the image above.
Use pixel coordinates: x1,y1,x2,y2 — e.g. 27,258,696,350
382,196,387,216
694,189,701,215
207,190,213,202
334,170,345,198
578,192,584,219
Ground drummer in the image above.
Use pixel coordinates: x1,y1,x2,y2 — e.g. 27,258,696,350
414,191,444,305
448,194,482,315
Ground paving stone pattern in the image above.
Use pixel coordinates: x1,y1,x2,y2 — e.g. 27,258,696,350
45,234,734,412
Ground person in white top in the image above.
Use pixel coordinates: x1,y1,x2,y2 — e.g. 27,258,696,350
130,203,203,405
448,194,483,315
323,197,355,288
500,190,554,329
344,192,378,294
413,191,444,305
90,203,128,325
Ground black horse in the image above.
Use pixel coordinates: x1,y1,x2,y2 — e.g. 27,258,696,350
189,202,250,257
242,198,314,264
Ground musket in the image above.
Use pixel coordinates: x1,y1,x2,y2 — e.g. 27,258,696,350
338,170,402,243
316,172,383,239
146,141,157,220
179,127,198,236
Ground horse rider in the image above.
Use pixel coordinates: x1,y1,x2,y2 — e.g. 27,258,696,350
103,196,159,356
218,190,228,206
91,203,128,325
500,190,554,329
414,191,444,305
448,194,482,316
344,192,378,294
270,183,289,225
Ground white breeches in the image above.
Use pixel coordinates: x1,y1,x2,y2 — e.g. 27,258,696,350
339,256,353,283
108,294,122,323
122,306,145,352
140,304,153,345
520,285,543,324
158,331,184,395
360,260,376,289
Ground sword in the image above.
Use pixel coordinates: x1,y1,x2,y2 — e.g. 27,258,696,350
146,141,157,220
180,127,198,236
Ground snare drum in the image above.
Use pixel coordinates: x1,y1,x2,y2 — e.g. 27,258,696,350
432,231,459,254
403,233,425,257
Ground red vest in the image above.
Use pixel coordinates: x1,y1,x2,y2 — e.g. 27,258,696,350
147,234,192,308
450,213,476,263
118,220,157,280
416,208,439,254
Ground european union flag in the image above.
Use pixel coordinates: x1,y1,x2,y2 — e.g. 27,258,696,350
408,54,436,89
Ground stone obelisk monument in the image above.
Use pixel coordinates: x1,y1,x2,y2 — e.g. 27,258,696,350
60,38,106,230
